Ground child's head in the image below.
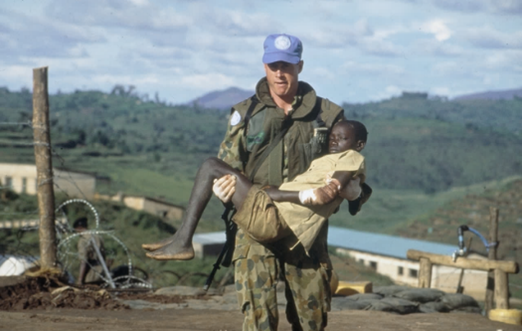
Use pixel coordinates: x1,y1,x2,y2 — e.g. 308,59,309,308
328,120,367,154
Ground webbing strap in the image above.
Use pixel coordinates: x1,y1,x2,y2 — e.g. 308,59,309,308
242,95,259,137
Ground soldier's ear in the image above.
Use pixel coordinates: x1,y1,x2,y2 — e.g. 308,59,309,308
297,60,303,74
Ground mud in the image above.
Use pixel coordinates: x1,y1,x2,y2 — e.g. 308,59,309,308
0,276,213,311
1,276,520,330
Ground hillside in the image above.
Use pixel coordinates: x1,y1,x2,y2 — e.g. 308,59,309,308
187,87,253,110
1,86,521,198
453,87,522,101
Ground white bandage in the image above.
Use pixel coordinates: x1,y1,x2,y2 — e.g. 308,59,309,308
299,189,317,205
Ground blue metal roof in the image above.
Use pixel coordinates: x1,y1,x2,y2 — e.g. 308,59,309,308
328,226,456,260
192,227,457,260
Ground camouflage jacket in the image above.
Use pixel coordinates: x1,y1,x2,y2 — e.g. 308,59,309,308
217,77,344,187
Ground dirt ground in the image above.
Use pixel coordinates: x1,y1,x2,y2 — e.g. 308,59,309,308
2,308,520,331
1,276,520,331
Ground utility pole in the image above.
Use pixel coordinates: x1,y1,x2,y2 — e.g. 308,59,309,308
32,66,57,269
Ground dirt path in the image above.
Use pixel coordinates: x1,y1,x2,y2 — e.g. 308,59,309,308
1,308,519,331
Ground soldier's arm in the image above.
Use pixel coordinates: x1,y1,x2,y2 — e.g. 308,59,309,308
217,110,247,171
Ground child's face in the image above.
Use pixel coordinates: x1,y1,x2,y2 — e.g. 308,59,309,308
328,123,360,154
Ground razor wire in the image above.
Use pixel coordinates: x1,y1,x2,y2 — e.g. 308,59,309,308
54,199,151,289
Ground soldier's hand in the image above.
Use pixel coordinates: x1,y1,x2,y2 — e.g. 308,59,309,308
339,177,362,201
212,175,236,203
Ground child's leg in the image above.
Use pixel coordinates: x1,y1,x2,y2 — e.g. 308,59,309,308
144,157,252,260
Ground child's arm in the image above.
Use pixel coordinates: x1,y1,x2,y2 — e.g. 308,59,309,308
264,171,355,205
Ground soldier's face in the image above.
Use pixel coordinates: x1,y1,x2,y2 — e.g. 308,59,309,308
264,61,303,100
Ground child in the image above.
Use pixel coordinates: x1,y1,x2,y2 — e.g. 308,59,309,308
143,120,368,260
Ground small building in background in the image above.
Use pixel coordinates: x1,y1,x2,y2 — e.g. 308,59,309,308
329,226,488,300
95,192,184,224
192,232,226,259
0,163,96,199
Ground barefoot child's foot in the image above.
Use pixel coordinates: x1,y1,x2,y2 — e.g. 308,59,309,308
145,241,195,260
142,236,175,251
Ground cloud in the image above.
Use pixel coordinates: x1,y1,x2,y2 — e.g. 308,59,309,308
421,20,452,41
414,39,463,56
198,8,280,37
431,0,522,15
431,0,485,13
341,61,405,75
305,19,403,57
45,0,192,32
463,26,522,49
0,9,104,62
488,0,522,15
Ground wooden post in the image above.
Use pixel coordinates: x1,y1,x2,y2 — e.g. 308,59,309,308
494,269,509,309
418,257,432,288
32,66,57,269
485,207,499,313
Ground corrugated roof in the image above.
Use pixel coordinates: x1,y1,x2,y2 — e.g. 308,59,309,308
192,227,458,261
328,226,456,260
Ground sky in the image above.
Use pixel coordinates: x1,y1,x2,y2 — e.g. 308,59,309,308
1,0,521,105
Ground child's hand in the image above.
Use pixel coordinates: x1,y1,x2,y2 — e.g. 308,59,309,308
339,177,362,201
212,175,236,203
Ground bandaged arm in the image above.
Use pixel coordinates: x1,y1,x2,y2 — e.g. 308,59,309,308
264,171,354,206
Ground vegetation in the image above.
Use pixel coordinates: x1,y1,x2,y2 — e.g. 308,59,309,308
1,86,521,294
1,86,521,197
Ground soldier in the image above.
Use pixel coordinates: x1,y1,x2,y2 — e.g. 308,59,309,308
215,33,367,331
146,34,370,331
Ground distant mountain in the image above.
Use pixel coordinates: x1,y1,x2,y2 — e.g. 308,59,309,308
188,87,254,110
453,87,522,101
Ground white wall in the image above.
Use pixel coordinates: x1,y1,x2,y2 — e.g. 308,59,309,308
0,163,96,199
335,248,488,299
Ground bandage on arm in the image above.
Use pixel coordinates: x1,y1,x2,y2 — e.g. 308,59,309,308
299,178,341,205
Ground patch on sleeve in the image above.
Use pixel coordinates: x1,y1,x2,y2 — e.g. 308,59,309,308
230,110,242,126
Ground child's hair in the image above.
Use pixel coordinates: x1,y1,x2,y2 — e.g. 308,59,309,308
341,120,368,142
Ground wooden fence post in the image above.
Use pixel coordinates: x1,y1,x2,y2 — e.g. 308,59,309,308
494,269,509,309
419,257,432,288
32,66,57,269
485,207,499,314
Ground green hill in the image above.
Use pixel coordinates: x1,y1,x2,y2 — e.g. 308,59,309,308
1,86,521,198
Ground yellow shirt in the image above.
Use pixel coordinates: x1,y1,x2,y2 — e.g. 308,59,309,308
274,150,365,254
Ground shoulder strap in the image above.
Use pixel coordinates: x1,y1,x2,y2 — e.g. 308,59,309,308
242,95,259,137
248,116,293,182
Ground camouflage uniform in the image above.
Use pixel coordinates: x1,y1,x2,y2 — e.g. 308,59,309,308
218,77,344,331
77,233,106,283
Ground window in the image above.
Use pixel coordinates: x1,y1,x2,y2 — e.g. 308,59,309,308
358,259,365,265
409,268,418,278
398,266,404,276
369,261,377,270
4,176,12,188
22,177,27,193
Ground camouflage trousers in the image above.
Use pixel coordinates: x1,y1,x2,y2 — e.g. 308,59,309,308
234,244,332,331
